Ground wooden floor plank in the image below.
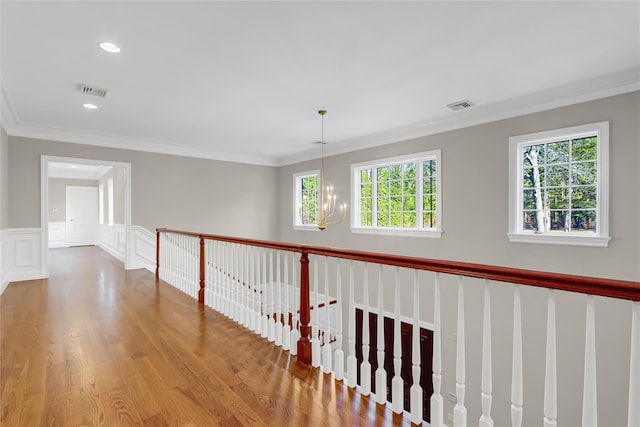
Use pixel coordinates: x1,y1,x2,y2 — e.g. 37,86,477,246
1,246,417,426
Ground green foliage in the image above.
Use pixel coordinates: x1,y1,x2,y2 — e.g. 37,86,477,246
356,160,436,229
521,135,599,233
300,176,318,224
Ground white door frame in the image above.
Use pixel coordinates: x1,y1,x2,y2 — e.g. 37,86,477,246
40,155,133,276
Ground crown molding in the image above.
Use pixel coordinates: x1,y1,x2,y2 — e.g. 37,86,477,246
276,68,640,166
6,121,279,167
3,68,638,168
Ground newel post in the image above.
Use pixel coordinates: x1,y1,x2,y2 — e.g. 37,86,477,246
155,229,161,279
297,250,312,364
199,237,205,304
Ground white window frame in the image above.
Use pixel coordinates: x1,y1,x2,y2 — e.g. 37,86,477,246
508,121,610,247
350,150,442,238
293,170,320,231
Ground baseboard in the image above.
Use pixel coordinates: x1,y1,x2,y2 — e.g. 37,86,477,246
98,241,125,262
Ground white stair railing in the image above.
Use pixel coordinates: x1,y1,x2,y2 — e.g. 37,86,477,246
157,230,640,427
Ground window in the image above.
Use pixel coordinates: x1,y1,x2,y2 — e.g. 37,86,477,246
107,176,114,226
508,121,610,246
351,150,442,237
293,170,319,230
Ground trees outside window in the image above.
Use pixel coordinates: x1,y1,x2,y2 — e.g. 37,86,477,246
509,122,610,247
351,150,442,238
293,171,319,229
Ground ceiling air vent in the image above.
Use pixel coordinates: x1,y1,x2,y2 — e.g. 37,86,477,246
78,83,108,98
446,99,474,111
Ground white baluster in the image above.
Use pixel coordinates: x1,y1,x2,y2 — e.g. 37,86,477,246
544,289,557,427
255,248,262,335
431,273,444,427
177,235,182,291
290,252,298,356
236,245,242,324
182,235,187,293
258,249,271,338
244,245,250,326
322,257,333,373
392,267,404,414
454,276,467,427
218,242,224,314
629,301,640,427
334,260,344,381
275,251,283,346
213,240,222,313
346,261,357,388
361,263,372,396
312,258,321,367
282,253,290,351
234,244,240,322
268,250,275,342
582,295,597,426
511,285,524,427
410,269,422,425
247,246,254,329
251,246,258,332
224,243,230,317
193,238,198,298
229,243,235,319
479,280,494,427
375,264,387,405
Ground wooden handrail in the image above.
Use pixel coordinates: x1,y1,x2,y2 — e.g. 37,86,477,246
157,228,640,302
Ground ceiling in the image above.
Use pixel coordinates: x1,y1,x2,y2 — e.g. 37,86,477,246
1,1,639,166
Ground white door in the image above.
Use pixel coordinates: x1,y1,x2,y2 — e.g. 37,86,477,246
66,186,98,246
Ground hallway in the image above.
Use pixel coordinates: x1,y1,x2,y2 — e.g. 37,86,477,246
0,246,411,426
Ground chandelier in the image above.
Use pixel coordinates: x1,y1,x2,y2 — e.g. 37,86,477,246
315,110,346,230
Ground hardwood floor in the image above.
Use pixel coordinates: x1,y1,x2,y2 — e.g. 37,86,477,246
1,246,416,426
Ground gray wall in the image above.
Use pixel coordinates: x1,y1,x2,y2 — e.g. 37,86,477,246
7,138,279,240
277,91,640,282
1,126,8,230
276,91,639,426
4,92,638,425
97,167,125,225
48,178,97,222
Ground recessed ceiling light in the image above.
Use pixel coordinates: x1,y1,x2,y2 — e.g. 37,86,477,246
71,165,79,169
99,42,120,53
83,103,98,110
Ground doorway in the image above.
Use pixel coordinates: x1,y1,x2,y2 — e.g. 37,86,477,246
40,156,132,276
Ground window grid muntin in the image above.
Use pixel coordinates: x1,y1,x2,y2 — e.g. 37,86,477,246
294,171,319,227
353,152,439,231
520,133,598,234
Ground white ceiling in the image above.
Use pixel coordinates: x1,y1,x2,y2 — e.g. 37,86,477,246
1,1,639,166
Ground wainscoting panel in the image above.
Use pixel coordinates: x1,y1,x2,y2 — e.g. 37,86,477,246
0,229,8,294
4,228,45,285
131,226,156,273
98,224,125,262
48,222,67,248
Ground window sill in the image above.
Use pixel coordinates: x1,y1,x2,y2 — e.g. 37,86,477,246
507,233,610,247
294,225,320,232
351,227,443,238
